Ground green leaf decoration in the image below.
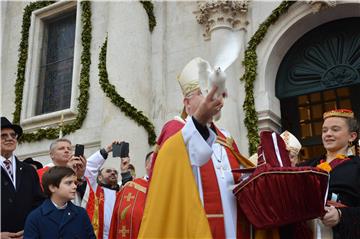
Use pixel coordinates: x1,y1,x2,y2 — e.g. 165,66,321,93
98,37,157,145
240,0,296,155
12,0,156,144
13,1,55,125
140,1,157,32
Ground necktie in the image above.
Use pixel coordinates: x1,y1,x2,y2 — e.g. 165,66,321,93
4,159,13,181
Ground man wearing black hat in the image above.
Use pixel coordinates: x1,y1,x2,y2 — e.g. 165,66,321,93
1,117,44,238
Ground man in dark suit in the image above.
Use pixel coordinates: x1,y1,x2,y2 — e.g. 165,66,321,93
1,117,44,238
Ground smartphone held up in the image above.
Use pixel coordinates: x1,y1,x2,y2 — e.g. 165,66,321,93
113,142,129,158
74,144,84,157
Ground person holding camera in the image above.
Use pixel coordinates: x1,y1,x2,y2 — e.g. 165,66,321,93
119,155,136,186
81,141,131,239
36,138,87,205
37,139,86,185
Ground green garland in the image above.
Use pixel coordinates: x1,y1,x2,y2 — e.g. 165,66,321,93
13,1,54,124
241,0,296,155
13,1,92,142
140,1,156,32
98,37,156,145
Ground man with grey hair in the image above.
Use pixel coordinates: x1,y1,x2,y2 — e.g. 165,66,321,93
36,138,88,207
37,138,86,188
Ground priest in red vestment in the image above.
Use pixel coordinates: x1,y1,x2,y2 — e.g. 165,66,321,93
142,57,255,238
108,152,152,239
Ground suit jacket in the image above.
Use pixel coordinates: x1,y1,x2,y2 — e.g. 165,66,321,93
24,199,96,239
1,157,44,232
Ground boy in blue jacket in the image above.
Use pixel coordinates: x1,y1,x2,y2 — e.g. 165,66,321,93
24,166,95,239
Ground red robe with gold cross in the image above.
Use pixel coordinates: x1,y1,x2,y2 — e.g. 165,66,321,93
109,178,148,239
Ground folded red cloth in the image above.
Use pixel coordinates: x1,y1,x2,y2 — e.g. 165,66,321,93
233,131,329,229
257,131,291,167
233,165,328,229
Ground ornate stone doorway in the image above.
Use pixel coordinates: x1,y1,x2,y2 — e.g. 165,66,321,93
276,17,360,161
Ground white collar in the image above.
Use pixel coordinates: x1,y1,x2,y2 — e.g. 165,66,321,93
51,200,68,210
0,154,15,163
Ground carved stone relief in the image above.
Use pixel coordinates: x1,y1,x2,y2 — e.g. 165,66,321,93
306,0,337,13
194,0,249,40
289,33,360,89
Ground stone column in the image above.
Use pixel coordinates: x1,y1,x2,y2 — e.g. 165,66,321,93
194,1,250,153
103,2,153,176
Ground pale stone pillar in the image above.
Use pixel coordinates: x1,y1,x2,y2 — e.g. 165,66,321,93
103,2,153,176
194,1,250,154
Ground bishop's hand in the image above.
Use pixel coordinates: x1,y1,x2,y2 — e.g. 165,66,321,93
193,86,223,126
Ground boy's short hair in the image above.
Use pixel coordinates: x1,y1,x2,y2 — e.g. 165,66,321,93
42,166,76,197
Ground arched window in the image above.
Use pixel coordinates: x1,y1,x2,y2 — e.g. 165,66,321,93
276,17,360,161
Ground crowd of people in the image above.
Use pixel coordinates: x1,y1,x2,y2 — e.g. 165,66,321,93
1,57,360,239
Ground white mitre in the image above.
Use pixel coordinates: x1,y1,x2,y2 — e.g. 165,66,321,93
177,57,210,96
280,131,302,155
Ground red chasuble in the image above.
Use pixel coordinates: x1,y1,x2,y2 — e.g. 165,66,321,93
150,118,251,239
109,178,148,239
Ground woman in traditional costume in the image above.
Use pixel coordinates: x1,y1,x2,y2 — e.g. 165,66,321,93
300,109,360,239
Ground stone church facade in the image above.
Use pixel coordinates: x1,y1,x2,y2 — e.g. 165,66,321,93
1,0,359,176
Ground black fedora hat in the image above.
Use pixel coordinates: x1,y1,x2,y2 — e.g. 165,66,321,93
1,117,23,137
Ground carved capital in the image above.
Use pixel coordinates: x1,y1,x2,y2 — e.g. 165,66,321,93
194,1,249,40
306,0,337,13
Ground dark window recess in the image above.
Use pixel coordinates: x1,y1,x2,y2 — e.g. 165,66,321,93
281,85,360,162
36,11,76,115
277,17,360,162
